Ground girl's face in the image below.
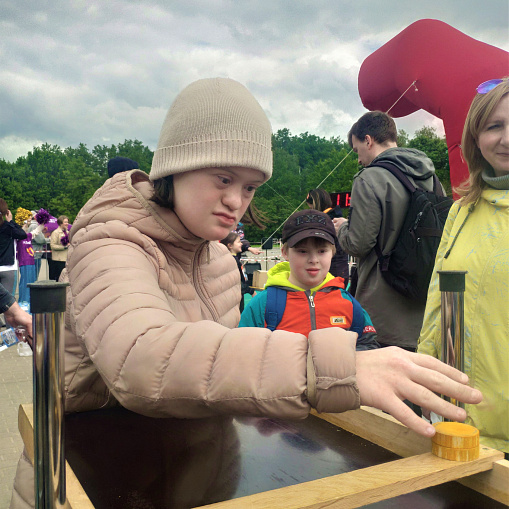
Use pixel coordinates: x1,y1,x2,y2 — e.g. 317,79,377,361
477,94,509,177
282,238,333,291
173,167,265,241
61,218,69,230
229,236,243,254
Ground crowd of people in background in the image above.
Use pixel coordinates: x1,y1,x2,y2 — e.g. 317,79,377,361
0,205,72,318
0,157,143,315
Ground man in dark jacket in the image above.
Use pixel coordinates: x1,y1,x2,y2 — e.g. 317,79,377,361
335,111,443,351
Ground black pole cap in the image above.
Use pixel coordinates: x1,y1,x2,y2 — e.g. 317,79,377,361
28,280,70,313
438,270,467,293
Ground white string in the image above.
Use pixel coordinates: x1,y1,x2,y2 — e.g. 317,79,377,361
262,182,296,207
258,79,419,246
259,149,354,245
386,80,418,115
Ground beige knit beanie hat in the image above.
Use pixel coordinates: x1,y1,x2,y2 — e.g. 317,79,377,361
150,78,273,182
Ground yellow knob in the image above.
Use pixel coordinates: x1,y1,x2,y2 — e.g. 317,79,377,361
431,422,480,461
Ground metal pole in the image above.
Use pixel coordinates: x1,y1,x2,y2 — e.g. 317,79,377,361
438,270,467,416
28,280,69,509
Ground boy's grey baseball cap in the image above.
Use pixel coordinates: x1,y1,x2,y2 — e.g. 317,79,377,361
282,210,337,248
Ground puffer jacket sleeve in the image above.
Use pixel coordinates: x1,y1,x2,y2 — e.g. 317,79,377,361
66,222,360,420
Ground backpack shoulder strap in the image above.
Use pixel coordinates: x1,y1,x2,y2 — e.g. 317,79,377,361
348,293,365,337
432,174,445,197
370,161,415,263
265,286,288,331
369,161,416,194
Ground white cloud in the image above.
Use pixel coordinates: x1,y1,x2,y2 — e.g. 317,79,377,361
0,136,44,162
0,0,507,161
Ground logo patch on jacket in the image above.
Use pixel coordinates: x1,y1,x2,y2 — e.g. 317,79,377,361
363,325,376,334
330,316,346,325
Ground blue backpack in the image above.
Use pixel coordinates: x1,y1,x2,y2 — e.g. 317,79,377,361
264,286,365,336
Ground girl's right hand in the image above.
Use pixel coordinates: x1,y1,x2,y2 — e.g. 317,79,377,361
355,347,482,437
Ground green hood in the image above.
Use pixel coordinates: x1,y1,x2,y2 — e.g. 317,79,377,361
265,261,335,293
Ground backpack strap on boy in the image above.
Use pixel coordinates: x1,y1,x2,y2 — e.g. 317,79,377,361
349,294,365,337
265,286,287,331
265,285,365,336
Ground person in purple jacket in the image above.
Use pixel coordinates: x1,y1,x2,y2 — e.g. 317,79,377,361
17,219,44,304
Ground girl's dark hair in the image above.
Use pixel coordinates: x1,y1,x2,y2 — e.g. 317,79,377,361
220,232,239,248
151,175,175,209
150,175,267,229
57,215,68,226
306,188,332,212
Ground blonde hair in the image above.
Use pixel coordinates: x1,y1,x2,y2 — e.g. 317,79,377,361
456,78,509,205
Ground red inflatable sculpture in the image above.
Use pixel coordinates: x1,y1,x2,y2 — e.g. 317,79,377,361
358,19,509,192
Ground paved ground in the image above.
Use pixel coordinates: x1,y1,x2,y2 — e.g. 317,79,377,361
0,345,32,508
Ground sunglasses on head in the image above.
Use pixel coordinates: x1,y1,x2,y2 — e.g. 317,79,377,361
476,79,505,94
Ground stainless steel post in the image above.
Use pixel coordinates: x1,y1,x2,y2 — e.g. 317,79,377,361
438,270,467,415
28,281,69,509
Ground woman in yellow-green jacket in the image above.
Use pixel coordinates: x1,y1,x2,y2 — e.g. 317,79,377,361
418,78,509,455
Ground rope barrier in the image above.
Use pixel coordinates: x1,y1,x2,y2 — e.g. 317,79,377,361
261,79,420,237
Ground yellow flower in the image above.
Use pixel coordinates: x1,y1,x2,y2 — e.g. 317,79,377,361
15,207,32,226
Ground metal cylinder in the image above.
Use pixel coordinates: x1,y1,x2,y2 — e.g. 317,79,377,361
438,270,467,415
28,280,69,509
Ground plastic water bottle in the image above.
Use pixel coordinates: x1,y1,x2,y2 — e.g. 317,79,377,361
0,328,18,347
15,326,32,356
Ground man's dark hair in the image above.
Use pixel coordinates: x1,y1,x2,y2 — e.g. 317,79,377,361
348,111,397,147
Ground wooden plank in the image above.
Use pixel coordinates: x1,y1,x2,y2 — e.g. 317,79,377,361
312,407,509,505
311,407,430,457
18,403,35,465
460,459,509,506
199,447,503,509
18,404,94,509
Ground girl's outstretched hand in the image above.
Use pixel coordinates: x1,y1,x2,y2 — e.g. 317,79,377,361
355,347,482,437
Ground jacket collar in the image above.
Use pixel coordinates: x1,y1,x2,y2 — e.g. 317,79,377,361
265,261,342,293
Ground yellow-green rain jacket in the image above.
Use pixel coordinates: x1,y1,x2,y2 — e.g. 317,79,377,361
418,189,509,453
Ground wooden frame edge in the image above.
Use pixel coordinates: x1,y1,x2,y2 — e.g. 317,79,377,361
312,407,509,505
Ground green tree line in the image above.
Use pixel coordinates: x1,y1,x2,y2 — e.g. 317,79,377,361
0,127,449,242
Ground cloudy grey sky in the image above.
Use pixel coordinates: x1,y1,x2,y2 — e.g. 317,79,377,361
1,1,508,162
